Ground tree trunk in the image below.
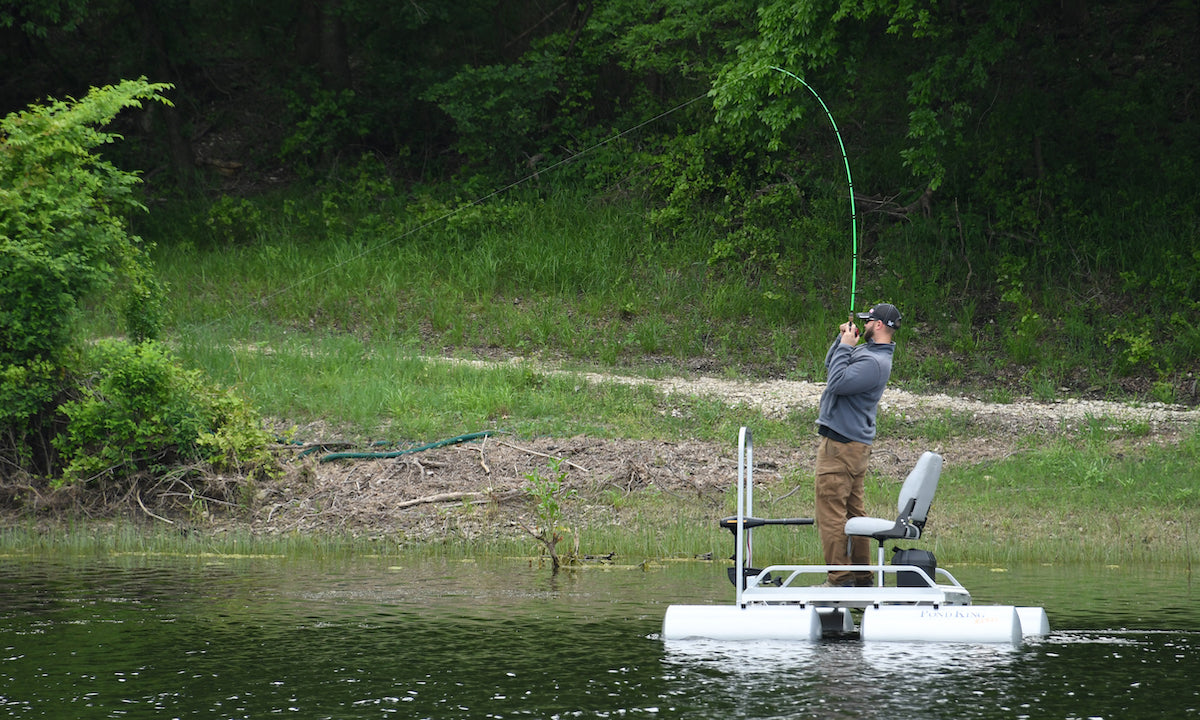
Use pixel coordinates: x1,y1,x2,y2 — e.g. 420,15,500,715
132,0,194,186
296,0,352,91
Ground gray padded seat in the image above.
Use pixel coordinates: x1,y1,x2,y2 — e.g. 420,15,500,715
844,451,942,541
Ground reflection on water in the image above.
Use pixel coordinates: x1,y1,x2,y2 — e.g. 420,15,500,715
661,632,1200,719
0,555,1196,719
662,638,1027,719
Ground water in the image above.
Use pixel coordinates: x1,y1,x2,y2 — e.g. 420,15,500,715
0,554,1196,719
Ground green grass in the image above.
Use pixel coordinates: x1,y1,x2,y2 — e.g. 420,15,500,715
53,183,1200,565
130,183,1198,407
172,330,801,443
0,522,384,562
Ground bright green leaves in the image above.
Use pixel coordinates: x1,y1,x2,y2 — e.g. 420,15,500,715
1,77,173,368
1,78,279,486
1,77,177,475
54,340,277,484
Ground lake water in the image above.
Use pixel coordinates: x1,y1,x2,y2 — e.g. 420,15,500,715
0,552,1196,719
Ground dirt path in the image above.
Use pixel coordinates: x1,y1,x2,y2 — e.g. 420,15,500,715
240,361,1198,541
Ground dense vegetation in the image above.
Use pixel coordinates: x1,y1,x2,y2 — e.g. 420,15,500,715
1,0,1197,492
0,80,275,489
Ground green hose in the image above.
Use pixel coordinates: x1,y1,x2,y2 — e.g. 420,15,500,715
317,430,498,463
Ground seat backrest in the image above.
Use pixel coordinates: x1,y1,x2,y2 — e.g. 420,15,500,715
895,451,942,525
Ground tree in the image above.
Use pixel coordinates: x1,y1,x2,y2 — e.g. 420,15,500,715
0,77,171,470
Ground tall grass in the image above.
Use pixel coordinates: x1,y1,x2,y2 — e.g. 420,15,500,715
0,522,389,562
145,187,848,377
137,181,1198,409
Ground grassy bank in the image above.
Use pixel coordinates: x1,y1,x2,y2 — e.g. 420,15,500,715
508,426,1199,567
52,186,1199,566
130,186,1197,405
3,434,1196,567
4,405,1195,567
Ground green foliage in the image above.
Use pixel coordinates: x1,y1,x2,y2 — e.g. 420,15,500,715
54,339,277,484
0,358,57,428
280,82,373,175
422,53,563,174
527,457,572,531
0,77,170,354
1105,328,1154,377
996,255,1044,365
0,0,90,37
404,192,524,246
0,77,171,446
1,79,276,488
205,196,266,246
524,457,577,569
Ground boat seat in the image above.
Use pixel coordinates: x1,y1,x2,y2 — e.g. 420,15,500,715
845,451,942,543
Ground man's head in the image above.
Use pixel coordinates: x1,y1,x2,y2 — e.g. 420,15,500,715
857,303,901,342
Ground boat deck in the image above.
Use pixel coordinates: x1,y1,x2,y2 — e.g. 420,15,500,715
738,563,973,609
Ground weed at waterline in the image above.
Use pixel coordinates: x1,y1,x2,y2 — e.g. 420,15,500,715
522,457,577,571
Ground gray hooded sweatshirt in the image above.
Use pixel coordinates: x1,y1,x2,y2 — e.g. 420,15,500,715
816,338,894,445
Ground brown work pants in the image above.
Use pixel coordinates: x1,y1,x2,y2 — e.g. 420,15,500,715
814,436,872,586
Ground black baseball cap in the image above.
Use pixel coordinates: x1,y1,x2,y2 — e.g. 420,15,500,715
856,303,901,329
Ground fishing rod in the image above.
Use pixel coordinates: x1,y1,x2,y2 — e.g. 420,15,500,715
768,66,859,317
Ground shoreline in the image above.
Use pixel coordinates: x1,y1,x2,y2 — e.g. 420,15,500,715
4,365,1197,566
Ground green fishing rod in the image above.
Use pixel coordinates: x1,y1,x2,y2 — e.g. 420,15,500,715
769,66,859,318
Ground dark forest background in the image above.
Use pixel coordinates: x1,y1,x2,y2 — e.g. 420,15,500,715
2,0,1198,407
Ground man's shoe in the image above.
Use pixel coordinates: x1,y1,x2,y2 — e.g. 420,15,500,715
852,576,876,587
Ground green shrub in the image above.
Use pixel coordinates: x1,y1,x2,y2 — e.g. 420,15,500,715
1,77,171,469
53,340,277,485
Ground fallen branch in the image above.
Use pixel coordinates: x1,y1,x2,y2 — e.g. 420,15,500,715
136,492,175,524
396,489,523,509
396,491,481,509
497,440,589,473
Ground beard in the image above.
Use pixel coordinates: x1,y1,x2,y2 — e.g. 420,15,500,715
863,324,876,342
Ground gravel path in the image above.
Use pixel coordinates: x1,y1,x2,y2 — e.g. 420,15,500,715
471,358,1200,433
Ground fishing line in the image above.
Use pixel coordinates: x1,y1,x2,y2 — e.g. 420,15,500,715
207,92,714,330
768,66,858,315
205,68,856,328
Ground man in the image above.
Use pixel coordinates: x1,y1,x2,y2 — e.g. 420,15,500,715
814,303,901,587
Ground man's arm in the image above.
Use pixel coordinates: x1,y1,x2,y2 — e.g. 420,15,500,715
825,319,860,366
825,343,882,396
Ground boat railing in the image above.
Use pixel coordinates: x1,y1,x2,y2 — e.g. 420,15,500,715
738,563,972,608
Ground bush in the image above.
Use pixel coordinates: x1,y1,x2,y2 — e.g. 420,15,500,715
1,78,172,469
53,340,277,485
0,78,276,497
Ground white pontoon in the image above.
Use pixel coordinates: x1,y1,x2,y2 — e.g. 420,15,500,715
663,428,1050,645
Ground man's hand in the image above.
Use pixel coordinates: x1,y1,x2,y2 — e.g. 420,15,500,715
839,319,860,346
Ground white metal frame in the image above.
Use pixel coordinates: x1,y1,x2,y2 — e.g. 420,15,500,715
731,427,970,610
